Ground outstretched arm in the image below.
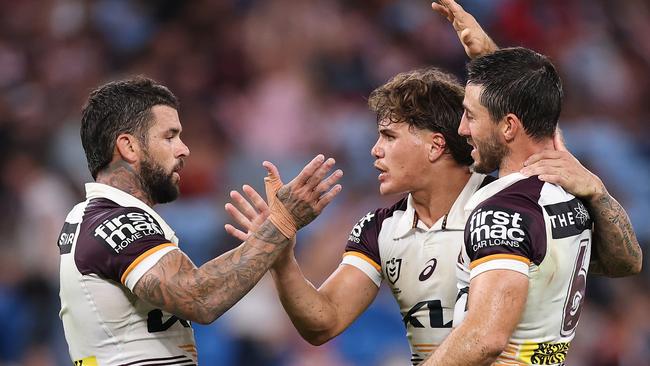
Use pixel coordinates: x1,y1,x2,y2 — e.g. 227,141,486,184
521,132,642,277
225,184,379,345
431,0,498,59
133,155,344,324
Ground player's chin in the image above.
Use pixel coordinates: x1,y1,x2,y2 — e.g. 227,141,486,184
378,182,401,196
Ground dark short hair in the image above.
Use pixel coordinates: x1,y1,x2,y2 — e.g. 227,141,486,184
467,47,563,139
80,77,179,179
368,67,472,166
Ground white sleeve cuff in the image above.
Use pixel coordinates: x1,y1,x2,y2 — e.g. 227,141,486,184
124,246,179,291
470,259,529,280
341,255,382,287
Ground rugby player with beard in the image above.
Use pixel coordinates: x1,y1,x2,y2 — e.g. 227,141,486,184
57,77,343,365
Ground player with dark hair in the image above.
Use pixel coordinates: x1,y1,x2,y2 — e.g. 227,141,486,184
422,45,640,366
58,77,343,365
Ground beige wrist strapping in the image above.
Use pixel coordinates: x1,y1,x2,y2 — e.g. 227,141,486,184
264,174,297,239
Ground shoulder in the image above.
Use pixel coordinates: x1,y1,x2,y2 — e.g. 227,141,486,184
75,198,174,286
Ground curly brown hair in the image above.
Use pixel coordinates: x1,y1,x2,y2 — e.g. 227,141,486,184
368,67,472,166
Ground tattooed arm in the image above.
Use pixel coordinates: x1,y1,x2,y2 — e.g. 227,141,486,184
134,220,289,324
134,155,343,324
521,133,642,277
583,190,642,276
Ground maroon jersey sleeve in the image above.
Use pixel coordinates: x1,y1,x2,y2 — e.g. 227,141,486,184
344,197,408,269
345,210,382,268
464,178,547,269
75,198,172,284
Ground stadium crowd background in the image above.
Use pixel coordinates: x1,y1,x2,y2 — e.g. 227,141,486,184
0,0,648,365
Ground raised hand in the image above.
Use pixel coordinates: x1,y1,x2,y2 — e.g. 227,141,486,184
224,185,270,242
520,128,606,200
431,0,498,59
263,155,343,238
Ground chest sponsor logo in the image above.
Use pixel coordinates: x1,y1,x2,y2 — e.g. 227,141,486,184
467,207,526,252
94,211,164,254
385,257,402,284
348,212,374,243
544,199,592,239
57,222,79,254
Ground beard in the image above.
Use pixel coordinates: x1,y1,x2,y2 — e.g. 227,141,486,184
471,135,509,174
139,155,181,204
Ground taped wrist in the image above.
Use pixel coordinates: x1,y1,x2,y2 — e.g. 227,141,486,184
264,174,297,238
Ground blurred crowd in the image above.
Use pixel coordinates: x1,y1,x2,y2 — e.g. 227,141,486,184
0,0,648,365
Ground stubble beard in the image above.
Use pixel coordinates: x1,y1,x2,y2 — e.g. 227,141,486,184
471,136,509,175
139,154,181,204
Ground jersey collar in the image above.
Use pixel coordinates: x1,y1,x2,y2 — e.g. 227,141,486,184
85,182,176,240
392,173,487,238
464,172,528,212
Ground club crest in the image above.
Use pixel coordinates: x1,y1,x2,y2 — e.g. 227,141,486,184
386,258,403,284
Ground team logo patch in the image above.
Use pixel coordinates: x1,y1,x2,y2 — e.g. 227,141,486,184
93,210,164,254
348,212,374,243
543,199,592,239
467,206,526,252
57,222,79,254
385,257,402,284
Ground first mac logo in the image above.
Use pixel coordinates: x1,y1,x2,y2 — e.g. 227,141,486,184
94,211,164,254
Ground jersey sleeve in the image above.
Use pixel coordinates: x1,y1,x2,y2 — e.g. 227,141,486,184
341,211,383,287
464,194,546,280
76,205,179,290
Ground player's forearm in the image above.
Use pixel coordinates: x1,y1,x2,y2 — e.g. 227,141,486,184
270,257,340,345
135,220,289,324
587,189,642,277
422,322,502,366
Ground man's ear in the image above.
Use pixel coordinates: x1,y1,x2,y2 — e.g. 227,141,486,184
115,133,142,164
428,132,447,162
501,113,522,143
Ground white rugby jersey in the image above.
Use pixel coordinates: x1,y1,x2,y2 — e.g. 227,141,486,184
58,183,197,366
341,173,491,365
454,173,592,366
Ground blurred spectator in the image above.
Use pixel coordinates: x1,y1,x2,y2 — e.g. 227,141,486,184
0,0,646,364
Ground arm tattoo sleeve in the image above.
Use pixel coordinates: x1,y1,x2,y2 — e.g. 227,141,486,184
135,219,289,323
588,193,642,277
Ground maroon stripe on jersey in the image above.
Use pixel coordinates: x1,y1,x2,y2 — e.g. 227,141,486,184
76,198,170,283
464,176,547,266
119,355,194,366
344,196,408,267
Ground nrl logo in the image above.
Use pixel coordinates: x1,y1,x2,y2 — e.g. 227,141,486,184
386,258,403,284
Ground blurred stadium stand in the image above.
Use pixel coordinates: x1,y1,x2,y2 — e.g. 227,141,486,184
0,0,647,365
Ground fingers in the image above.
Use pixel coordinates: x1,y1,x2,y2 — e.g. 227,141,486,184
523,150,570,167
553,127,569,152
263,161,283,184
242,184,269,216
521,163,566,178
224,223,249,242
224,200,252,232
439,0,465,17
313,169,344,196
315,184,343,212
304,157,337,192
431,2,453,21
287,154,325,187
